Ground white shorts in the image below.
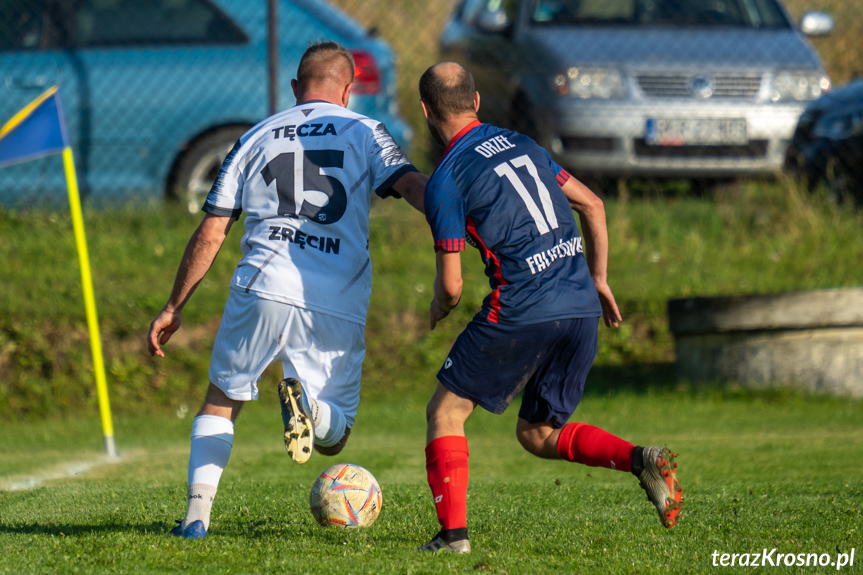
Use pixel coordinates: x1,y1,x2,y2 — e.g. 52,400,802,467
209,289,365,427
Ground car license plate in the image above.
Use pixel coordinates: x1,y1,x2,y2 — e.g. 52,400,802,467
645,118,747,145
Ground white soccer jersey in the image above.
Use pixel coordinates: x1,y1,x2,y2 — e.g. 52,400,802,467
203,101,417,325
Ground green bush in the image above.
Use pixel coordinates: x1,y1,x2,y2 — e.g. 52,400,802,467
1,182,861,419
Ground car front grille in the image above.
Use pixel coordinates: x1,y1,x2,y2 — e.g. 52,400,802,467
633,139,769,158
560,136,620,152
637,74,763,99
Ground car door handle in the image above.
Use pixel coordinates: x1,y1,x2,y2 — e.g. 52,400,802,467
7,75,51,89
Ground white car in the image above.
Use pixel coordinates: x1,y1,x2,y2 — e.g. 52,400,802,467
440,0,833,178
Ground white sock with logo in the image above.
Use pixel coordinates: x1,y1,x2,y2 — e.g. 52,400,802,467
183,415,234,530
310,398,346,447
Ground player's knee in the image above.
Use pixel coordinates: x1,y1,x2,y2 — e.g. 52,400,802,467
516,428,545,455
426,401,460,431
198,383,244,422
425,398,443,425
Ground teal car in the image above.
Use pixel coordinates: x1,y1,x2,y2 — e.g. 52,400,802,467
0,0,411,212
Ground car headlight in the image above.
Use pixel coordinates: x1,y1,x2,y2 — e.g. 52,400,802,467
812,110,863,140
771,71,831,102
552,68,624,99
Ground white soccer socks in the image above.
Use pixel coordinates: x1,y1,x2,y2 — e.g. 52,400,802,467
184,483,217,531
310,399,347,448
183,414,234,530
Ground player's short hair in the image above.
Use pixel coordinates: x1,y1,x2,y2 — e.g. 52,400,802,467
419,63,476,120
297,41,355,87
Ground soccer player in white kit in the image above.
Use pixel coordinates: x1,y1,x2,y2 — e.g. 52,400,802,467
146,42,426,539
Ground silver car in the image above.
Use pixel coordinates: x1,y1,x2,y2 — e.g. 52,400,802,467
439,0,833,178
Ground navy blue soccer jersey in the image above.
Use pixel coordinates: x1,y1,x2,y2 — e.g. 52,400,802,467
425,121,601,325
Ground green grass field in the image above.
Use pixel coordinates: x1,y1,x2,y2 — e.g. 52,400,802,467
2,1,863,571
2,386,861,574
2,181,862,417
1,183,862,573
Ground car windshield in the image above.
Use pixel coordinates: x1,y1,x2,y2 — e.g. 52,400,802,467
531,0,791,28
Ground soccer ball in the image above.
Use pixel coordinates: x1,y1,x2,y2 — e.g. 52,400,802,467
309,463,382,528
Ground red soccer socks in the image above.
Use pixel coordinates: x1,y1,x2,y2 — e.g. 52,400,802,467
556,422,634,472
425,435,470,530
425,427,632,531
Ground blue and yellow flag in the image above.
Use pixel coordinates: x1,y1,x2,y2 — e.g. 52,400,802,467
0,85,117,457
0,86,69,168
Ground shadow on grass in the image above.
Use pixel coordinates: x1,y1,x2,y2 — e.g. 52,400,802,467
585,362,677,396
586,361,863,405
0,521,168,537
0,519,345,541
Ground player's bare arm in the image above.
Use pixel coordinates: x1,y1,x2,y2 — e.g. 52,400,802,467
147,214,235,357
391,170,428,214
430,250,462,330
560,177,622,328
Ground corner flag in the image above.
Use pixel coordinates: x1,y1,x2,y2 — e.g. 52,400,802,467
0,86,68,167
0,87,117,458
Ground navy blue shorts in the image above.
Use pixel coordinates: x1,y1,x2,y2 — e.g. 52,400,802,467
437,316,598,428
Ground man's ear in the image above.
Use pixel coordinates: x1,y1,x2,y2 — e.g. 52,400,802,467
341,82,353,107
291,79,299,100
473,91,480,113
420,99,431,120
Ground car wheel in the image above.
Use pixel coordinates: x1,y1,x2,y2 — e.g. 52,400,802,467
690,177,738,198
168,126,250,214
824,158,860,206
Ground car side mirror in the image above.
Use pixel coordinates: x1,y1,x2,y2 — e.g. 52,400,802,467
476,9,511,33
800,11,834,36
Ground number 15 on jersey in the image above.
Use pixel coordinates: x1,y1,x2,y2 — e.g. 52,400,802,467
261,150,347,225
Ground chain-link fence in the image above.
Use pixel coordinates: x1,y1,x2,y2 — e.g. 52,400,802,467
1,0,860,209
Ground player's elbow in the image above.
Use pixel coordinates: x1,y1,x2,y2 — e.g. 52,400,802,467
588,192,604,212
197,214,233,245
442,277,463,305
574,192,604,220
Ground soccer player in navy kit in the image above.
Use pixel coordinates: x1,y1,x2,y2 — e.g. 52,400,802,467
416,63,683,553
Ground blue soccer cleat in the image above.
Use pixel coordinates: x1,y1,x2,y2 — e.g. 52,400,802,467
169,519,207,539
